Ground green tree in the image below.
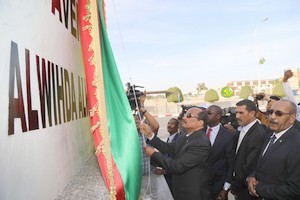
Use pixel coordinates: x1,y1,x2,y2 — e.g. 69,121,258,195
239,86,253,99
204,89,219,102
273,83,285,97
166,87,184,103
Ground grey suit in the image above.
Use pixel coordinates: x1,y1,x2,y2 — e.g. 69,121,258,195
148,129,212,200
253,126,300,200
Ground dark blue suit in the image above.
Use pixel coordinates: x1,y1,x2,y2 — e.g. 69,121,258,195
208,125,235,198
253,126,300,200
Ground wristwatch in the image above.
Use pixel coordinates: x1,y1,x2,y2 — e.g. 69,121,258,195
141,109,147,115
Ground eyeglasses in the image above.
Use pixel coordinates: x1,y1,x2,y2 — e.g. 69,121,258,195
267,109,293,117
184,113,200,119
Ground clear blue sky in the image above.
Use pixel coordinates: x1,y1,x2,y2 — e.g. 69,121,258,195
105,0,300,93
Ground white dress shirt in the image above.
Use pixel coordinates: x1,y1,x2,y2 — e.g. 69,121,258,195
262,125,292,156
236,119,258,153
207,123,221,145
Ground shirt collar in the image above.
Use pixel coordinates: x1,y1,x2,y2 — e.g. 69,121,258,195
207,123,221,133
241,119,258,133
273,125,293,139
168,132,178,141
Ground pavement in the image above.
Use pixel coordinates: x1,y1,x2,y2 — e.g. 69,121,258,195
56,116,234,200
55,154,173,200
55,155,109,200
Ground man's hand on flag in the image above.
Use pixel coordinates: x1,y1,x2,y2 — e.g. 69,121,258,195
139,123,154,138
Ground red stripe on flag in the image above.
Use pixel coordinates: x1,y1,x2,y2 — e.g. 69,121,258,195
78,1,125,199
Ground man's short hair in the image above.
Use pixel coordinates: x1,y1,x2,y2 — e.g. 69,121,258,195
236,99,257,112
170,118,180,126
197,111,208,127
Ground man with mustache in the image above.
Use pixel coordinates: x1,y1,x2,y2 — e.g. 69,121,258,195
140,107,212,200
247,100,300,200
231,100,268,200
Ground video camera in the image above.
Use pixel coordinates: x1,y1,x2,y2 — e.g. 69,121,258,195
178,105,238,130
220,107,238,129
126,82,144,111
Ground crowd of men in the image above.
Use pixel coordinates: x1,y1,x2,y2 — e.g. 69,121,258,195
133,70,300,200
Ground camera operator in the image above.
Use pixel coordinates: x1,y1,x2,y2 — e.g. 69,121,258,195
221,107,239,134
253,93,269,126
138,91,159,134
254,93,281,127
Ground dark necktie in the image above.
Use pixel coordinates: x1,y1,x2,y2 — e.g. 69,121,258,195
263,135,276,156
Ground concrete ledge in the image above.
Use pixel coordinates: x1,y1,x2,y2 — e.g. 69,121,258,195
55,155,108,200
56,155,173,200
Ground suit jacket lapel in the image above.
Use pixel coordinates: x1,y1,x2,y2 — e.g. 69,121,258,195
259,127,294,165
212,126,224,149
179,130,203,152
237,121,259,153
172,132,179,143
175,134,187,154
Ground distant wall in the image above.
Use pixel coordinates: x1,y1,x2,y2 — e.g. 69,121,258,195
0,1,94,199
145,96,240,115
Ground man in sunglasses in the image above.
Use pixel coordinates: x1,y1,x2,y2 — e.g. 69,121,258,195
140,107,212,200
231,100,268,200
247,100,300,199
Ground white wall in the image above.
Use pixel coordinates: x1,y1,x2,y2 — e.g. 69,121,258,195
0,0,94,199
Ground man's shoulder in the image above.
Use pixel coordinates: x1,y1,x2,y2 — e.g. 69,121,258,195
219,126,235,138
287,126,300,142
249,121,267,135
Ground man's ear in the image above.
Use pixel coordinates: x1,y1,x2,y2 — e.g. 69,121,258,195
249,110,256,118
289,113,296,125
198,119,204,127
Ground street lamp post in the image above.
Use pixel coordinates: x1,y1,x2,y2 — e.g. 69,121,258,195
254,17,269,93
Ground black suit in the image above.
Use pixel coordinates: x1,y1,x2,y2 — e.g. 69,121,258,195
208,125,235,198
231,121,268,199
253,126,300,200
148,129,212,200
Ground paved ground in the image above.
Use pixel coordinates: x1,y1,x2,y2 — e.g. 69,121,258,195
55,155,108,200
56,116,234,200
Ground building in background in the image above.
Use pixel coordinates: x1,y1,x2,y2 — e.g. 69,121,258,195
227,67,300,96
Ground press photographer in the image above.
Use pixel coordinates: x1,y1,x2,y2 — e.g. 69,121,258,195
126,82,145,113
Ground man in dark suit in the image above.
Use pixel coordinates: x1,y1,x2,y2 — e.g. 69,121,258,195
140,107,212,200
248,100,300,200
154,118,180,194
206,105,236,200
231,100,268,200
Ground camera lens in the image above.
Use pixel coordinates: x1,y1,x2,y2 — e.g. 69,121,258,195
256,95,264,100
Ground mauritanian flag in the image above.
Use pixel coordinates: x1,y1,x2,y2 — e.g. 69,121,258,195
78,0,142,199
